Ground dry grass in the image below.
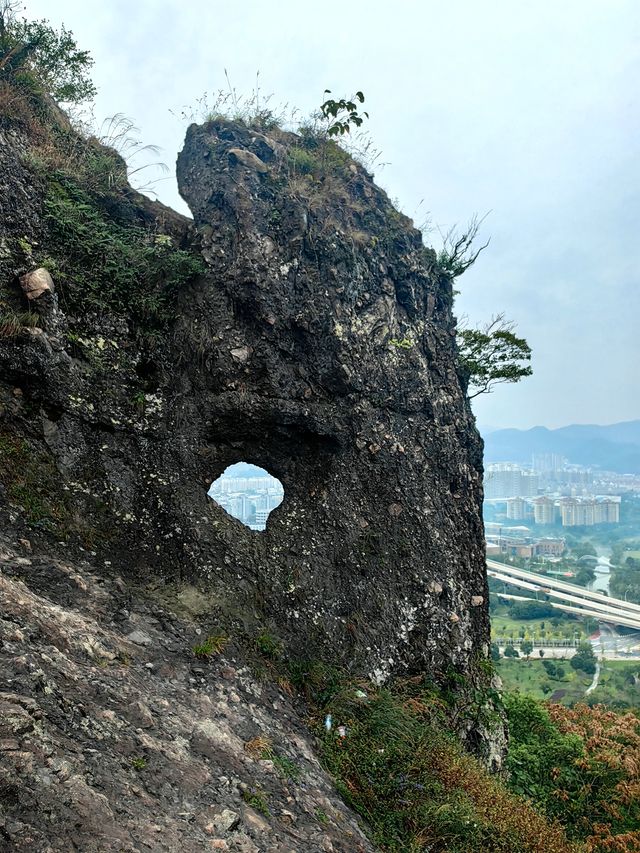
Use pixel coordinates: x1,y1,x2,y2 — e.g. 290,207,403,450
0,310,41,338
244,735,273,759
314,676,580,853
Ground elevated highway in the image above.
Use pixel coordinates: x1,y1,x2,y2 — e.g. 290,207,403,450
486,559,640,631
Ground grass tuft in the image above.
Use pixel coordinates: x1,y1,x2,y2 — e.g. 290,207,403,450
0,310,41,338
192,634,228,660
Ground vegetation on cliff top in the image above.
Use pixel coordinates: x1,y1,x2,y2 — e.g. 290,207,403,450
2,1,532,400
0,0,95,105
1,3,205,332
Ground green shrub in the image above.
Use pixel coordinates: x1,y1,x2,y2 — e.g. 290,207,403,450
506,695,640,846
192,634,228,660
505,694,584,819
287,146,319,175
319,682,573,852
254,630,282,659
272,752,301,781
0,8,96,105
241,787,270,817
286,658,347,706
41,175,204,322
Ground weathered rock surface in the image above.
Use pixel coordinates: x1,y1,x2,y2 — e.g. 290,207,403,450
0,535,373,852
0,110,503,799
18,266,54,300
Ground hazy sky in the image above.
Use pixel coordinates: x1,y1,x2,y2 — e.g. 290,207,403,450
24,0,640,430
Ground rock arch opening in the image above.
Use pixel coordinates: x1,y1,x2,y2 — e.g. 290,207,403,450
208,462,284,531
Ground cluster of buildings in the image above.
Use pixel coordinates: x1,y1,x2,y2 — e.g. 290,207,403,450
484,457,621,527
505,495,621,526
484,464,540,499
484,458,596,500
208,474,284,531
485,523,565,559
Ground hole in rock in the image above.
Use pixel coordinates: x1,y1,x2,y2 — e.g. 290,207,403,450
208,462,284,531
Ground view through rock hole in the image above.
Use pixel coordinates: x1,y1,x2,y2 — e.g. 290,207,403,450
208,462,284,531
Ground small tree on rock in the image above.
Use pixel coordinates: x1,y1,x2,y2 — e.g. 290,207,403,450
0,2,95,104
457,313,532,399
320,90,368,137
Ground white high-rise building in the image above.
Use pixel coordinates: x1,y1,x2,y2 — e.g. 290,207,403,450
484,464,538,499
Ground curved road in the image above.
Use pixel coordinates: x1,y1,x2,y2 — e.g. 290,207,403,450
585,661,601,695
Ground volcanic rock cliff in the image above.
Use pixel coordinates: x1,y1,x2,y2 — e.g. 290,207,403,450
0,105,504,850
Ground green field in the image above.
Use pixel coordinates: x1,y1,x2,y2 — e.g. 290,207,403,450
497,658,640,708
497,659,591,704
491,609,590,644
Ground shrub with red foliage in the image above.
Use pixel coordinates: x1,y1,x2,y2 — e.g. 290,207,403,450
548,704,640,852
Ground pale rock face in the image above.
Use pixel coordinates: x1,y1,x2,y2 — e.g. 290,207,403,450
227,147,269,173
0,539,375,852
230,345,251,363
19,267,54,300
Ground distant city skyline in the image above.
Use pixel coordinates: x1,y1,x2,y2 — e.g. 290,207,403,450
208,464,284,531
482,454,638,529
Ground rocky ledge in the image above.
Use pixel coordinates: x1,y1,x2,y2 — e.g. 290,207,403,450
0,535,373,852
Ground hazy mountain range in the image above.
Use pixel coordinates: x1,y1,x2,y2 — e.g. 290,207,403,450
482,420,640,473
220,462,270,479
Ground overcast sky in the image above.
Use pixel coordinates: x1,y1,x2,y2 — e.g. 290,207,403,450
24,0,640,431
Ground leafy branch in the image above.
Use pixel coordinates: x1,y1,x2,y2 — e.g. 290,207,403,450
0,1,96,104
320,90,368,137
457,313,532,399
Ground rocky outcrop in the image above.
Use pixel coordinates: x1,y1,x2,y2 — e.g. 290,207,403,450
0,113,501,771
18,266,53,300
0,534,373,852
170,120,490,683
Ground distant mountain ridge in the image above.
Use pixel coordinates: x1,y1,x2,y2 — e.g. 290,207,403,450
220,462,270,478
482,420,640,473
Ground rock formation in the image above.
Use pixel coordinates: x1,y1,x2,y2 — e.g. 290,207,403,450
0,535,374,851
173,119,491,684
0,106,505,849
3,117,490,679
